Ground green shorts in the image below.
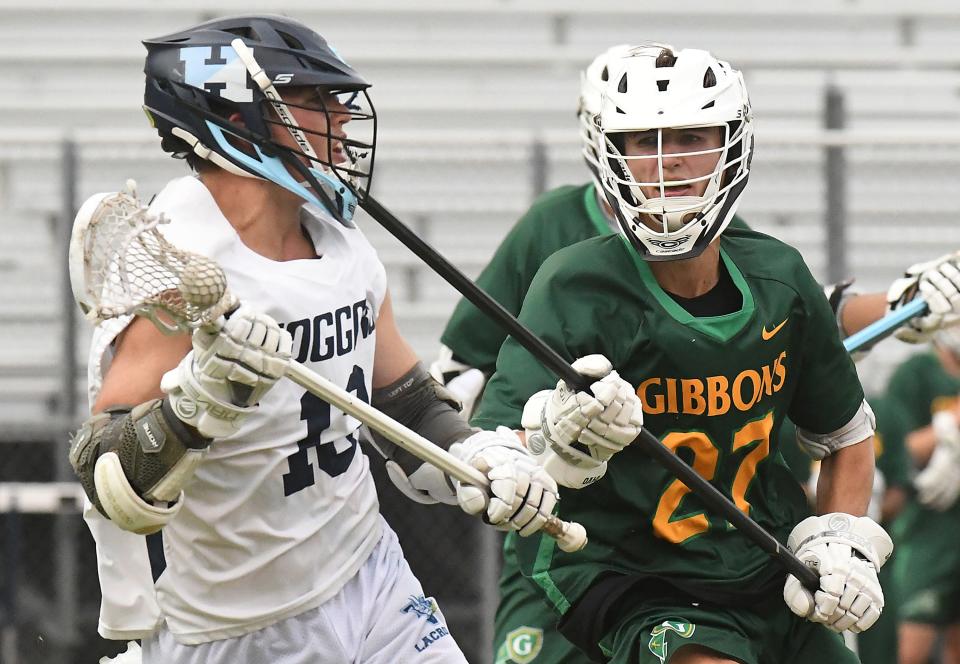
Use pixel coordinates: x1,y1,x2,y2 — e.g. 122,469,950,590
493,533,589,663
495,533,857,664
892,502,960,625
599,593,858,664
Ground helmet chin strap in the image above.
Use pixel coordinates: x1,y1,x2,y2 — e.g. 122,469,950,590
231,38,322,163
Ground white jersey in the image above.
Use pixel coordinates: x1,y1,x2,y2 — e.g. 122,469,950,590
84,176,387,644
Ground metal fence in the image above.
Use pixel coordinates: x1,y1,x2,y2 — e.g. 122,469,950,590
3,105,960,662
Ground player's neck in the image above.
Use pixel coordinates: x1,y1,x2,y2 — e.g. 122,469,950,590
200,172,318,261
647,241,721,299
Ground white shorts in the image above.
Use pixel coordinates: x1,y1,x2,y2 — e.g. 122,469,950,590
141,521,468,664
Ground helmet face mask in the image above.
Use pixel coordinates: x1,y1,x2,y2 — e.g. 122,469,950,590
594,47,754,261
143,14,376,224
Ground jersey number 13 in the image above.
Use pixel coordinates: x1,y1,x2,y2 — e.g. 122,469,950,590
282,365,368,496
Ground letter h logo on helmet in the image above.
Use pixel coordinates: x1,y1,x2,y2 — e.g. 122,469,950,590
180,45,253,102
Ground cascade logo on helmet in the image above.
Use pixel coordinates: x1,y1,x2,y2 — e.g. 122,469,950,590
142,14,377,224
646,236,691,249
595,46,754,262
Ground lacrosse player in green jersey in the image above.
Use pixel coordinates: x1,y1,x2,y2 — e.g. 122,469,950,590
472,45,895,664
433,43,959,664
433,43,750,421
884,327,960,664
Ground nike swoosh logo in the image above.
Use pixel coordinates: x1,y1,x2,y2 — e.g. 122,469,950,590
762,318,789,341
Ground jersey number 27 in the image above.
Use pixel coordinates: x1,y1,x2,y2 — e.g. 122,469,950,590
654,411,774,544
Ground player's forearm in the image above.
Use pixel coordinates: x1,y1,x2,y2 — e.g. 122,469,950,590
839,293,887,337
880,486,908,523
906,425,938,467
815,438,875,515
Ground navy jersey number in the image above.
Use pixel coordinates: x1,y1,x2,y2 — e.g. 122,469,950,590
282,365,369,496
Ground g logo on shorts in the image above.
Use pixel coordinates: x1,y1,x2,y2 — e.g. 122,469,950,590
504,626,543,663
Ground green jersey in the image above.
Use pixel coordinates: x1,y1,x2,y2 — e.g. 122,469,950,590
885,353,960,434
441,183,748,374
885,353,960,626
472,228,865,615
872,395,912,491
886,352,960,533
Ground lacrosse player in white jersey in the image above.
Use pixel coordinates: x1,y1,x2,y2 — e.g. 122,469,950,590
67,15,629,664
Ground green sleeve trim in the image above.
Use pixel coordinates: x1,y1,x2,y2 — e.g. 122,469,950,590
531,532,572,614
584,184,617,237
619,238,756,343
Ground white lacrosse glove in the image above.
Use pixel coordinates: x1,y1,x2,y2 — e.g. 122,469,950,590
428,345,486,419
451,426,559,536
523,355,643,488
161,305,293,438
914,411,960,511
783,513,893,634
887,252,960,343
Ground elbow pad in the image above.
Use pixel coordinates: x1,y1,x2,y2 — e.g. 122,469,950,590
69,398,211,534
368,362,474,504
796,400,876,461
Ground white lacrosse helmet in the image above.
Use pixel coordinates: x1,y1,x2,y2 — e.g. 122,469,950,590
579,43,675,194
595,46,753,261
579,44,631,190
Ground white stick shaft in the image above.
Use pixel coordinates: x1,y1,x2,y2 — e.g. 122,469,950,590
285,362,487,486
283,361,587,553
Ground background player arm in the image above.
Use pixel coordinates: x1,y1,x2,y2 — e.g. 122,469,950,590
835,291,885,338
886,251,960,342
905,423,939,466
825,250,960,346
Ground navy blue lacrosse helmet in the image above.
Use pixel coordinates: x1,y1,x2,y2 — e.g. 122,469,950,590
143,14,376,223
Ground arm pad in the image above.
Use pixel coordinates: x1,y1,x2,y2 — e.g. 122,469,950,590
368,362,474,503
796,400,876,460
69,398,211,534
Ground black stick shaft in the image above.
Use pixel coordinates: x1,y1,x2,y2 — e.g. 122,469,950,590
362,196,591,393
361,195,820,591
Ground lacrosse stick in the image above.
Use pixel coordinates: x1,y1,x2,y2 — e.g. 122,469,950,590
69,182,587,553
843,297,928,353
359,195,821,590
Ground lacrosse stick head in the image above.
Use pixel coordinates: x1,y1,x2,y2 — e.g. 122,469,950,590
69,180,237,333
